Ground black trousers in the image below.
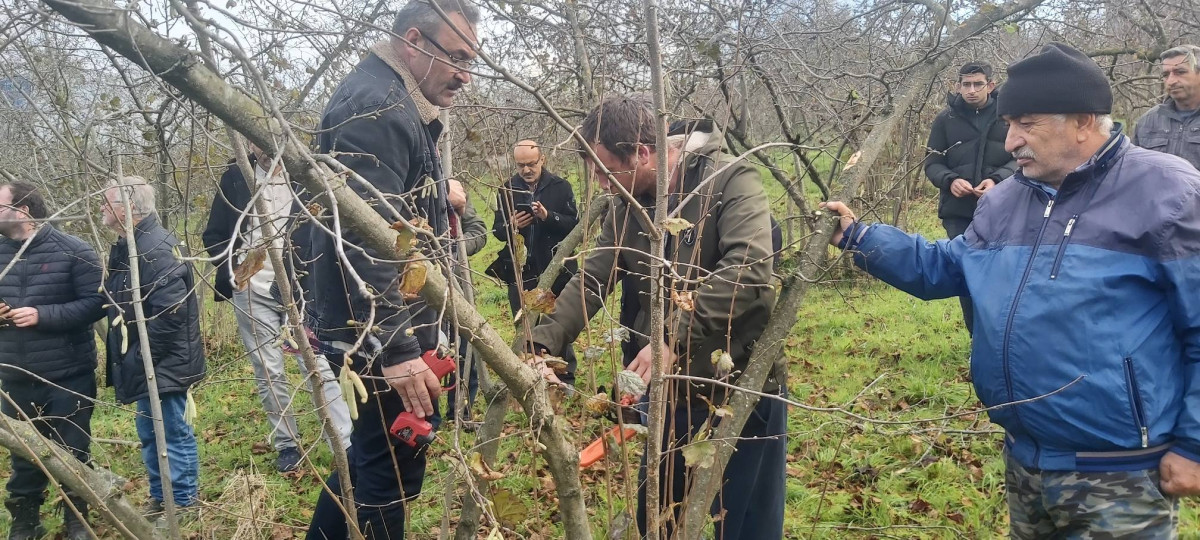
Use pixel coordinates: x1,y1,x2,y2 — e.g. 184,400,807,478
942,217,975,335
637,392,788,539
308,356,437,539
1,371,95,500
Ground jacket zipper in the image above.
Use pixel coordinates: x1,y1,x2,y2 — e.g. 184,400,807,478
1049,215,1078,279
1001,195,1054,464
973,113,998,184
1123,357,1150,448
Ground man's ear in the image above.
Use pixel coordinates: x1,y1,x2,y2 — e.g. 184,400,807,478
399,28,422,60
636,144,653,166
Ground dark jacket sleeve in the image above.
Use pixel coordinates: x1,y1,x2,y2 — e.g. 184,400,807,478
325,100,424,364
202,164,242,260
529,203,620,355
492,180,514,243
670,168,775,348
201,164,245,301
540,180,579,236
925,113,957,189
460,196,488,257
36,240,105,331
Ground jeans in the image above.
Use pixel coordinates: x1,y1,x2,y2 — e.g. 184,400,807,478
2,371,95,501
637,391,788,539
136,392,199,505
307,355,436,539
942,217,975,335
232,287,352,450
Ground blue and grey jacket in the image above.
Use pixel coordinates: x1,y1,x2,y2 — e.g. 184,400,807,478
841,132,1200,472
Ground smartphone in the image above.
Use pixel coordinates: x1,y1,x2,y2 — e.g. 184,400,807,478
514,202,534,215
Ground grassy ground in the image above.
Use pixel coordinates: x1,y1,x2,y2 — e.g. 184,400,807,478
1,181,1198,538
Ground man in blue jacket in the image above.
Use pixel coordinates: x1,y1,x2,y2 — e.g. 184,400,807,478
824,43,1200,537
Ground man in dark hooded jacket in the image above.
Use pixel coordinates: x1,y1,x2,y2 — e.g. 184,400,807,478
924,61,1016,334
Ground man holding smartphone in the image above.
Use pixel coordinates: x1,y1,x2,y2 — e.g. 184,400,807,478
0,181,104,539
487,140,579,377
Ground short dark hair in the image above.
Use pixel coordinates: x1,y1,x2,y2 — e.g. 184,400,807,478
391,0,480,38
2,181,47,219
959,61,993,81
579,95,657,162
1160,45,1200,72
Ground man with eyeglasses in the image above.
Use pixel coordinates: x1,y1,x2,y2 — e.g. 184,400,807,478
0,181,104,540
924,61,1016,335
486,140,579,380
305,0,479,537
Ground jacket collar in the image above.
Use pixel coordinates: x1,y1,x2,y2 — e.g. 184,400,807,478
948,89,998,116
511,169,557,193
370,41,440,124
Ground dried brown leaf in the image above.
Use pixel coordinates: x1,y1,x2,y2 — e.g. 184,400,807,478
522,288,557,315
233,249,266,292
672,290,695,312
468,452,504,482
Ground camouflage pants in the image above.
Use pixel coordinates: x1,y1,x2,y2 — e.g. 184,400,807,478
1005,453,1179,539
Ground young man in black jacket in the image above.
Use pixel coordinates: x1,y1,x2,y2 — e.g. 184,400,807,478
0,182,104,540
488,140,579,377
924,62,1016,334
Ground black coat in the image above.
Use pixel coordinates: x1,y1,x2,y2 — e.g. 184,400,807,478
201,157,305,304
201,158,254,302
488,170,579,291
104,215,206,404
307,53,451,365
0,225,105,382
924,91,1017,220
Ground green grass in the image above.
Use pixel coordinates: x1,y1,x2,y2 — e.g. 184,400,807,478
2,190,1198,539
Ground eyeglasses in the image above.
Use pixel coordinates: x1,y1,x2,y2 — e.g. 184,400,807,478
958,81,990,90
419,31,477,71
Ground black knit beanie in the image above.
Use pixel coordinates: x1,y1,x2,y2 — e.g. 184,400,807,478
997,42,1113,117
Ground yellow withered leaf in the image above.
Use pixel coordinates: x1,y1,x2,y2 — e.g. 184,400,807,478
513,235,527,267
680,426,715,469
663,217,694,235
398,261,427,295
711,349,734,377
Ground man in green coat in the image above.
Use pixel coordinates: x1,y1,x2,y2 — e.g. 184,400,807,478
525,96,785,539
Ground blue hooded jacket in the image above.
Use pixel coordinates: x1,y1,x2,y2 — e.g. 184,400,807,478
843,132,1200,472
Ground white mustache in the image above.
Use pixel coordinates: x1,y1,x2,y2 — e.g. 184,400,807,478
1013,148,1036,160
